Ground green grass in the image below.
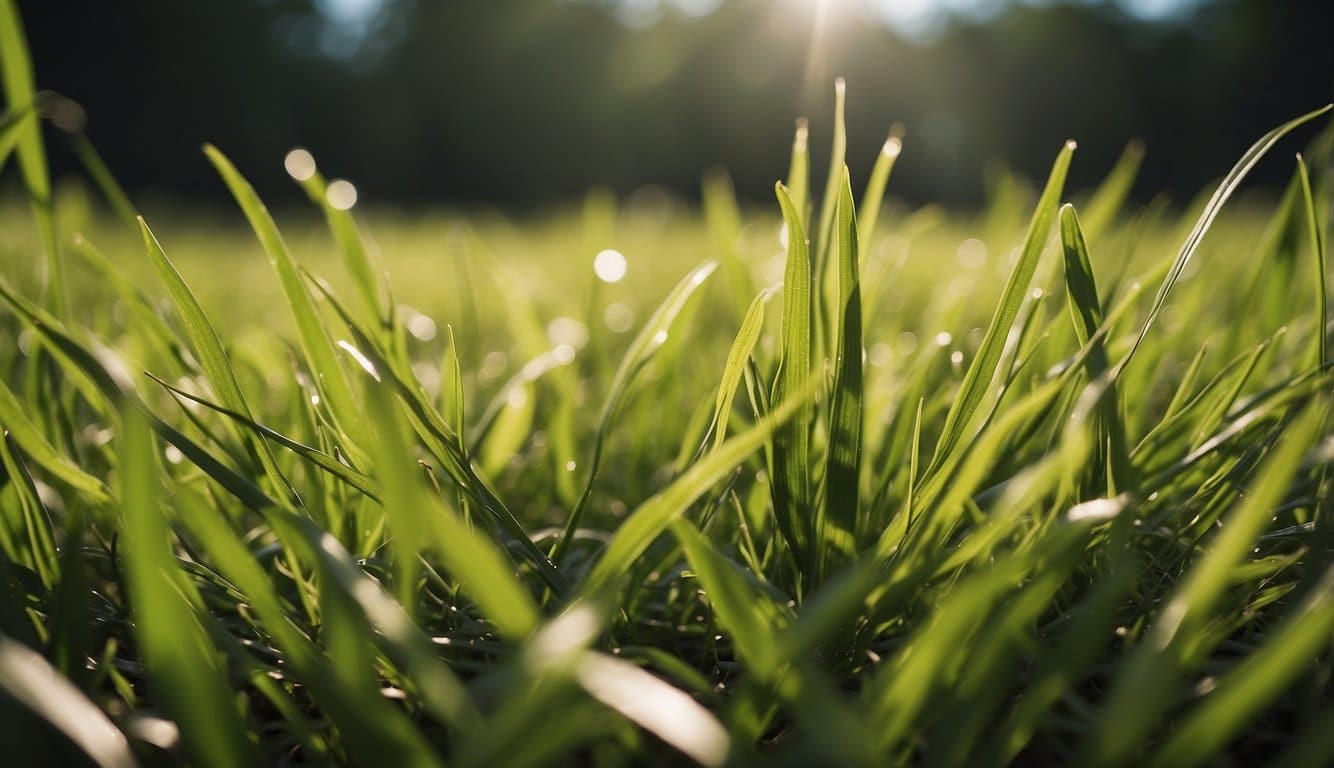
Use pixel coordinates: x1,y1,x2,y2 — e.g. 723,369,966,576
2,6,1333,765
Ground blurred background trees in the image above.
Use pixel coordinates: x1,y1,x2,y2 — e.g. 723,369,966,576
13,0,1333,208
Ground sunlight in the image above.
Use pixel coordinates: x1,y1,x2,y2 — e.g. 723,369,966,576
783,0,858,19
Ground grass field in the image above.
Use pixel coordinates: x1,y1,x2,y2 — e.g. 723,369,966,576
3,5,1334,766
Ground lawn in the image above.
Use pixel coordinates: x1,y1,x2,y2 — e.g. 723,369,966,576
1,4,1332,766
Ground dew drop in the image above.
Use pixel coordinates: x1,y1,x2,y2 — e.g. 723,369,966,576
284,148,316,181
327,179,358,210
594,249,628,283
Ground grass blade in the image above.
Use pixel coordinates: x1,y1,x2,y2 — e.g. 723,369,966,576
669,517,781,671
821,166,864,579
1060,203,1129,494
582,378,818,598
1297,154,1326,369
770,181,815,575
0,0,60,310
1059,205,1106,351
0,103,34,169
0,375,109,502
286,148,386,325
857,130,903,256
574,651,731,767
363,371,540,640
552,259,719,563
118,407,259,767
710,285,777,450
146,372,378,501
0,434,59,588
0,633,137,768
925,140,1075,475
814,77,847,275
139,217,292,498
320,280,566,593
1116,104,1333,372
203,145,365,451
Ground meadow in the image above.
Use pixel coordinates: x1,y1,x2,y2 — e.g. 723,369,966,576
2,4,1333,765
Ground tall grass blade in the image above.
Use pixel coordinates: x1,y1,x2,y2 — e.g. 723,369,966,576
203,145,364,448
1116,104,1332,372
118,407,259,767
710,285,777,450
335,331,566,595
821,166,864,579
139,217,292,497
1060,204,1129,494
312,274,567,592
925,140,1074,475
1297,154,1326,369
814,77,847,275
0,0,60,310
771,182,814,575
857,130,903,256
287,148,386,326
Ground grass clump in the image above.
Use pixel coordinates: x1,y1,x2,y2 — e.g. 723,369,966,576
1,6,1333,766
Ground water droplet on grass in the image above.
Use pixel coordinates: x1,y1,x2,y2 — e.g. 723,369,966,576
594,249,628,283
284,148,316,181
327,179,358,210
